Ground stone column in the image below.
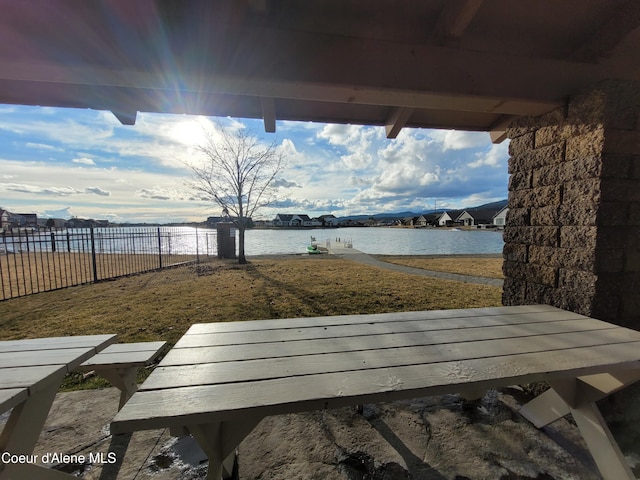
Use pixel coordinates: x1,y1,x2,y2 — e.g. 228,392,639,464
503,80,640,330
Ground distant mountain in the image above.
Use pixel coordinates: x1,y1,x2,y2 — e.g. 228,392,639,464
337,199,507,222
337,211,417,222
471,199,508,211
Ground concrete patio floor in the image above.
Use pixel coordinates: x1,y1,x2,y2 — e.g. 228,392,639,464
1,386,619,479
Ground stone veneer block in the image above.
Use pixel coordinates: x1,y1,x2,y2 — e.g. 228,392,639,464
508,171,531,190
604,130,640,155
503,243,528,263
565,131,604,162
508,143,564,173
530,206,560,226
508,131,534,156
562,180,601,205
504,80,640,331
559,226,597,249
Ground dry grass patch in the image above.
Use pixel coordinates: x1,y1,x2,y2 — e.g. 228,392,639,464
1,252,197,299
379,255,504,279
0,255,502,345
0,255,502,389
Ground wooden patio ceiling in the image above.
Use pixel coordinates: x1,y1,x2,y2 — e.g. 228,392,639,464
1,0,639,142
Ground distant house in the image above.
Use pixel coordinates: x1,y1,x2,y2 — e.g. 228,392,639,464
67,218,110,228
415,214,438,227
273,214,312,227
44,218,67,228
253,219,273,228
456,208,497,227
493,207,509,227
207,216,252,227
456,211,475,226
402,216,418,227
10,213,38,228
319,214,339,227
0,209,9,231
437,210,462,227
206,216,226,226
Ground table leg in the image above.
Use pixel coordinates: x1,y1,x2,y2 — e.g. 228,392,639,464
0,370,65,456
519,370,640,428
528,375,640,480
186,418,261,480
3,462,78,480
518,388,570,428
568,401,635,480
95,367,138,410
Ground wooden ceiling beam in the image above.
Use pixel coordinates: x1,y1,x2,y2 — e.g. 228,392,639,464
0,61,561,119
432,0,484,46
488,115,516,144
385,107,413,139
570,0,640,62
261,97,276,133
111,109,138,126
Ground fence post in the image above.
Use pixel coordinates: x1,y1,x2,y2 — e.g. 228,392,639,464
90,227,98,282
195,227,200,263
157,227,163,269
50,231,56,252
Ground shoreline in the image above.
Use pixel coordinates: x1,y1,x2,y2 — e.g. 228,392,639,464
246,252,504,260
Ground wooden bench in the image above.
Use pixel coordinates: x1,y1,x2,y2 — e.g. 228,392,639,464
111,306,640,480
0,334,118,480
78,341,166,410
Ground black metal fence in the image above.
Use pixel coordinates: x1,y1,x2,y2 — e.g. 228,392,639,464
0,227,217,300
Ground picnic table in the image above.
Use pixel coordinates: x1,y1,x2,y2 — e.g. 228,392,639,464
0,334,117,479
111,305,640,480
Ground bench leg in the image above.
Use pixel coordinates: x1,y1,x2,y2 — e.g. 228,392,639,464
519,370,640,428
96,367,138,410
568,400,635,480
518,388,570,428
186,419,261,480
0,370,64,456
540,376,639,480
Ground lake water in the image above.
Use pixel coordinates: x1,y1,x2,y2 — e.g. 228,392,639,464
244,227,504,256
1,227,504,256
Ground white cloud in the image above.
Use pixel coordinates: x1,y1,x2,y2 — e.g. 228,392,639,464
1,183,80,196
468,143,508,169
0,105,509,221
26,142,64,152
136,186,204,202
429,130,490,151
272,178,301,188
0,182,111,197
316,124,381,169
41,207,75,219
340,152,373,170
73,157,96,166
317,124,362,146
84,186,111,196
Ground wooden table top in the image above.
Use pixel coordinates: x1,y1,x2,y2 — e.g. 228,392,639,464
0,334,117,412
111,305,640,433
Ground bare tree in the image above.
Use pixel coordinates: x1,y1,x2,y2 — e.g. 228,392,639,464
186,121,287,264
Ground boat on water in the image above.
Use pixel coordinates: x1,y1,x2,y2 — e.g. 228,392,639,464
307,244,322,254
307,235,324,254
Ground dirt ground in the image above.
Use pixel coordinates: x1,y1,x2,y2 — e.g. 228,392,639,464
3,386,613,480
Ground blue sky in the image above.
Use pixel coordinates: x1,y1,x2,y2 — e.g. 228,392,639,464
0,105,509,224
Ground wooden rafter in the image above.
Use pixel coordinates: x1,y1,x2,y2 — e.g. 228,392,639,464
432,0,485,46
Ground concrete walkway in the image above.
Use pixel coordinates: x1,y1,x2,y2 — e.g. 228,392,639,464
326,241,504,288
